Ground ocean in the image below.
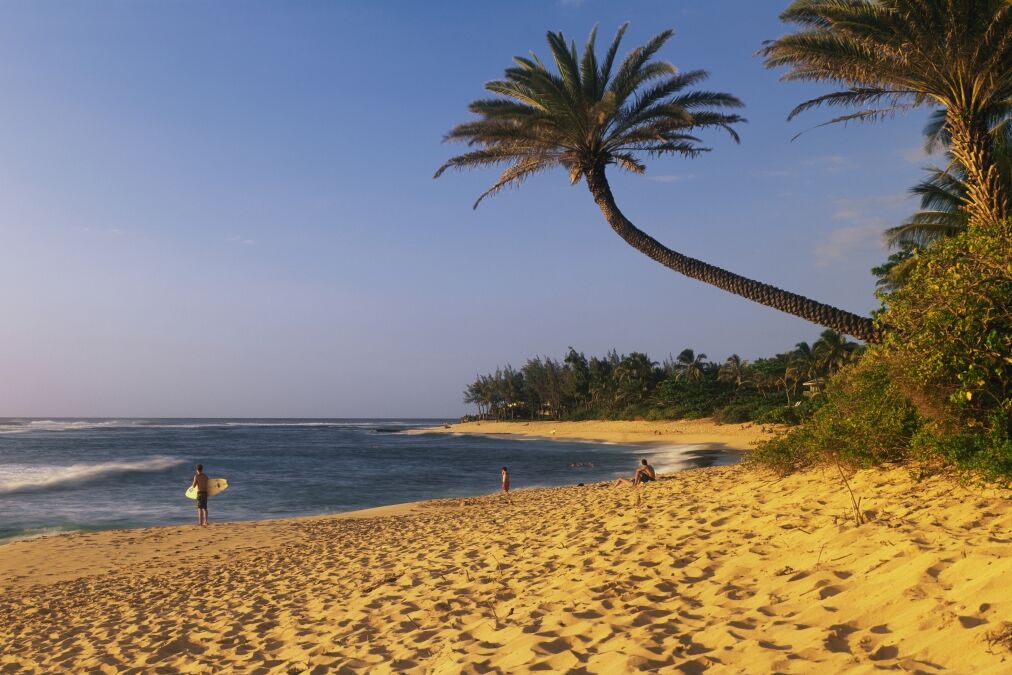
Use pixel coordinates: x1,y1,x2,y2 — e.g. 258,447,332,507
0,418,740,544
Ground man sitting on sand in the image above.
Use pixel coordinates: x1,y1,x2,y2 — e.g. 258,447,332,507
191,464,209,526
616,459,656,486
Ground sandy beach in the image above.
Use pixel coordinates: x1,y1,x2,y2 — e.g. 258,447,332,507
3,447,1010,673
416,418,777,447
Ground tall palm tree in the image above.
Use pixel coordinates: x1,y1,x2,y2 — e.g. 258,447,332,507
435,25,881,342
813,329,860,374
718,354,752,389
889,138,1012,245
674,348,709,383
760,0,1012,228
789,341,820,380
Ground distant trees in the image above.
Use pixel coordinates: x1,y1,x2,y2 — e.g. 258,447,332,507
462,331,863,424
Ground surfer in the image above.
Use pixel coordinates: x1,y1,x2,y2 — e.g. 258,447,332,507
191,464,209,526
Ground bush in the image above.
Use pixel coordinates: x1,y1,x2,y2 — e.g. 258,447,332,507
881,218,1011,479
752,218,1011,481
749,355,922,474
754,405,801,426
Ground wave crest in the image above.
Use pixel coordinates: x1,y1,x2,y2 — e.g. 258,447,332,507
0,457,185,495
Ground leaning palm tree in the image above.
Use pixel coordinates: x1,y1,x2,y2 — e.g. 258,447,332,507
435,25,881,342
760,0,1012,228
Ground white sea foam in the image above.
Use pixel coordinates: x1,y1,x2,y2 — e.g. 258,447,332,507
646,443,741,474
0,457,185,494
0,419,435,434
0,525,84,545
0,419,136,434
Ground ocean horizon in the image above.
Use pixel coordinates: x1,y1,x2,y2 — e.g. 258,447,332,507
0,417,739,543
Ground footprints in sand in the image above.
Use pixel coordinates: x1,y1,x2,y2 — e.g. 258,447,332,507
2,464,1010,673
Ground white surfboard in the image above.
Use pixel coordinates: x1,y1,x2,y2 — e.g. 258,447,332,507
185,478,228,499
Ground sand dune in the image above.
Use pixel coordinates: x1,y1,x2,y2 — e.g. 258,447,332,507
2,462,1010,673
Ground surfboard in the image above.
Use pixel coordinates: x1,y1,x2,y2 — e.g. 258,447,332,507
185,478,228,499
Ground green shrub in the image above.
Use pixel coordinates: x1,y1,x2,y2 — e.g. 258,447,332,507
752,218,1011,481
754,405,801,426
880,218,1011,479
749,355,922,474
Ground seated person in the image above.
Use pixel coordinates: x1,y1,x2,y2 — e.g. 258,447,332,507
615,458,656,486
633,458,656,485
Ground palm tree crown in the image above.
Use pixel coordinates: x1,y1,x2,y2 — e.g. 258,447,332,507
437,24,882,342
760,0,1012,227
434,24,744,206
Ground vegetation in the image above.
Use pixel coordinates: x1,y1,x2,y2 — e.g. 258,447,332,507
436,25,880,341
753,1,1012,482
761,0,1012,228
444,4,1012,482
462,331,862,425
876,112,1010,289
754,219,1012,481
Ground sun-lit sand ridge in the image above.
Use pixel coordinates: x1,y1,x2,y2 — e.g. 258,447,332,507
2,421,1011,673
417,418,775,446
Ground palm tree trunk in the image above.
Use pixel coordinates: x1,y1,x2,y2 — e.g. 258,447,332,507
946,111,1010,228
585,165,881,343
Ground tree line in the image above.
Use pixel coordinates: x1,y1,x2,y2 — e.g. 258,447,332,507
463,330,862,424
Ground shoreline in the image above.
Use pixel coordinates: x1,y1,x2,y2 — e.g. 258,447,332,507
2,419,768,549
416,417,778,447
3,462,1010,672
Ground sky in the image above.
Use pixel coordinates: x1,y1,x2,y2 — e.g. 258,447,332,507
0,1,941,418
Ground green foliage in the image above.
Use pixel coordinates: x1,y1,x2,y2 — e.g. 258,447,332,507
881,218,1012,480
754,219,1012,482
462,333,861,425
750,355,922,474
761,0,1012,226
435,24,744,205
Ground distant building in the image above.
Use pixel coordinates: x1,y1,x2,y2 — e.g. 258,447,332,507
802,378,826,398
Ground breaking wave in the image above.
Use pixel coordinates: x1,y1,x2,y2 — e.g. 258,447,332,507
0,457,185,495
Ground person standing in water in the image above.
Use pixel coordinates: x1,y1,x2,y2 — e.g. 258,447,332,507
501,466,510,494
191,464,209,526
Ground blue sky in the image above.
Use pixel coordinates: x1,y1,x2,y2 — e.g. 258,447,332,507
0,1,939,417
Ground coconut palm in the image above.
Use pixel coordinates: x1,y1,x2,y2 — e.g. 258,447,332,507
789,341,820,380
436,25,881,342
878,124,1010,287
718,354,752,389
813,330,860,374
760,0,1012,228
674,348,709,383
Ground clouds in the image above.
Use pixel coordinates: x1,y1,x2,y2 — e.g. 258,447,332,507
751,154,857,180
801,154,858,172
814,193,911,267
647,173,696,183
898,144,945,165
814,224,884,267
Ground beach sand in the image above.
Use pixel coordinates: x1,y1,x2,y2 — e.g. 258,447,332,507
415,418,776,447
2,454,1010,673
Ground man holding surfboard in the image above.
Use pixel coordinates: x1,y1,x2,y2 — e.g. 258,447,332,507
191,464,209,526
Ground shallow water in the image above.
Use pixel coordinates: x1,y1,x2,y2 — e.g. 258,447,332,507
0,418,739,542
